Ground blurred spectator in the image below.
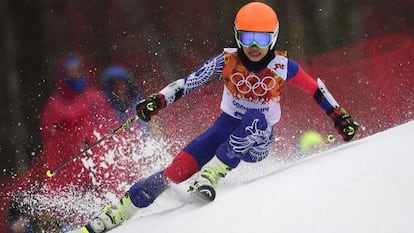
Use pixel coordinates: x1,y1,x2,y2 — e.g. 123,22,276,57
12,59,159,232
39,54,118,193
8,193,37,233
7,193,64,233
101,65,144,122
99,65,152,194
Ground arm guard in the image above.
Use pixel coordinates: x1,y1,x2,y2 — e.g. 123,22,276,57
159,53,225,106
313,78,340,114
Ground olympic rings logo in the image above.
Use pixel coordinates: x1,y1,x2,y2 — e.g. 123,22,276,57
230,72,276,97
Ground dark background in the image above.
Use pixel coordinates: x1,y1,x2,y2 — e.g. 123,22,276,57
0,0,414,231
0,0,413,176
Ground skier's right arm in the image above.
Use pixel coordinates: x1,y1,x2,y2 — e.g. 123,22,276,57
136,53,225,122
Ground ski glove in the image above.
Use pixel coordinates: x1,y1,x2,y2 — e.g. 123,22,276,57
328,107,358,141
136,93,166,122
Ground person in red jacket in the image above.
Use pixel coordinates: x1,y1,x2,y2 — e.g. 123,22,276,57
7,57,152,233
71,2,358,233
39,54,119,194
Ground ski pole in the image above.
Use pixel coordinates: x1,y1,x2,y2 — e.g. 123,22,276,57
45,115,140,178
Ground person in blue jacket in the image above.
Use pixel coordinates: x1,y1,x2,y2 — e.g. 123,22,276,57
101,65,144,122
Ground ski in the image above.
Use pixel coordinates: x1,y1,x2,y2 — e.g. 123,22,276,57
67,218,101,233
188,181,216,202
67,217,108,233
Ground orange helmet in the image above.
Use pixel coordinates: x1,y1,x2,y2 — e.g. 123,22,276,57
234,2,279,49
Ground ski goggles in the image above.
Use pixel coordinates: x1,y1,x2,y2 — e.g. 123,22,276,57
237,31,274,48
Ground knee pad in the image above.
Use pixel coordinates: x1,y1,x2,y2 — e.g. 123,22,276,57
164,151,199,183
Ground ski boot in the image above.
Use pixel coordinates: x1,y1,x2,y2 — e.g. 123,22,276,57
188,156,230,202
69,192,138,233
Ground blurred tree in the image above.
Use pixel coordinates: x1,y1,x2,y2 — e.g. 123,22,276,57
0,0,44,175
273,0,363,57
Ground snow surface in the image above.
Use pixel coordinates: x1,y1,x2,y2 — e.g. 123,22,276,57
107,120,414,233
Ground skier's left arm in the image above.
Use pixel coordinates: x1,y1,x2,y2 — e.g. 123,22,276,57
136,53,225,121
286,59,359,141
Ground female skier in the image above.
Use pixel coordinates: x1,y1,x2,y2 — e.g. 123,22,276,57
72,2,358,232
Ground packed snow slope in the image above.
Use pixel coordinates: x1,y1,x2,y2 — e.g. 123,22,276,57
112,121,414,233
